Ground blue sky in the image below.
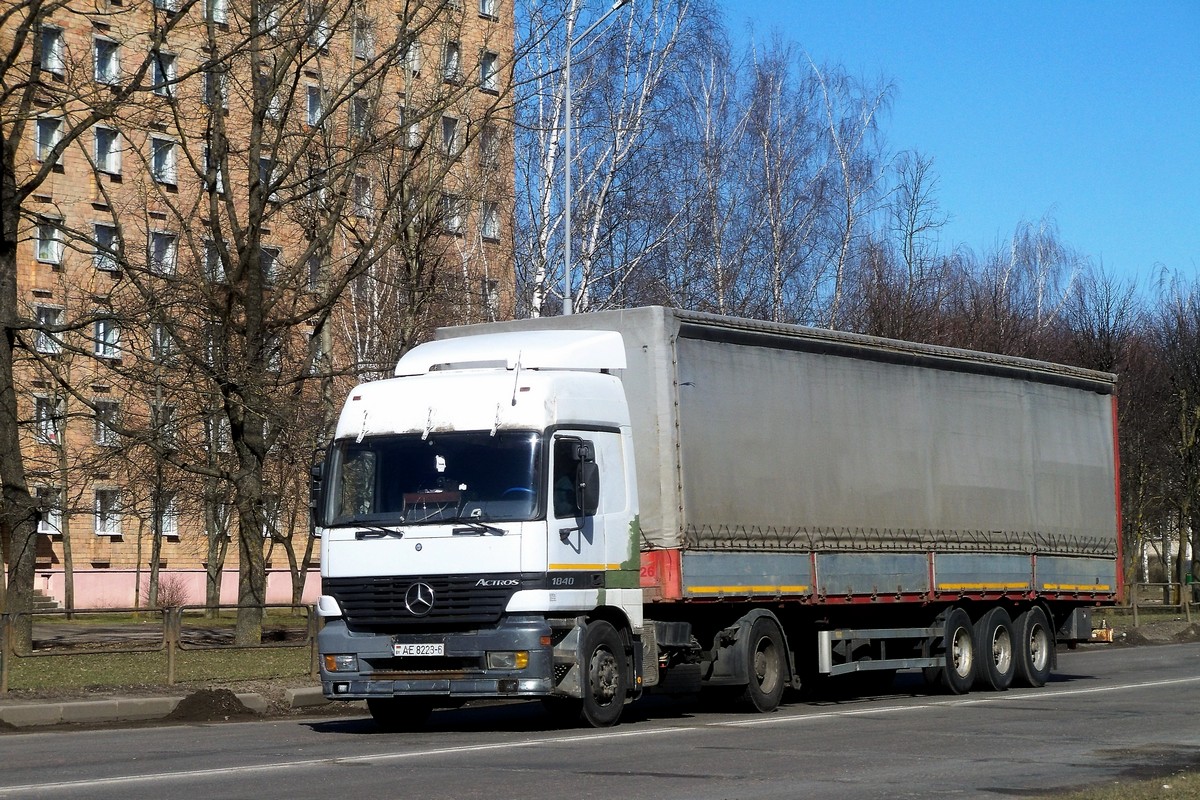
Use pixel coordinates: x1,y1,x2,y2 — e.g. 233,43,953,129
719,1,1199,287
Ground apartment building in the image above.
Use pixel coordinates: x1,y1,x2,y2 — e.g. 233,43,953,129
8,0,516,609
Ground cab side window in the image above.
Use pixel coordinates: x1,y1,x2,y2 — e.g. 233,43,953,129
552,437,581,518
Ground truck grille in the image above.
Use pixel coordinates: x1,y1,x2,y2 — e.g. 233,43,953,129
323,573,538,631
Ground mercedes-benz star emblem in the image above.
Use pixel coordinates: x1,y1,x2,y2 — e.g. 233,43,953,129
404,582,435,616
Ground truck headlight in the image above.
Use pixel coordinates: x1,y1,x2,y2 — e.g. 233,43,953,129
324,654,358,672
486,651,529,670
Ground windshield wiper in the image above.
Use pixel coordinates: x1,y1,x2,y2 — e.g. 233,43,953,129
352,524,404,540
452,517,506,536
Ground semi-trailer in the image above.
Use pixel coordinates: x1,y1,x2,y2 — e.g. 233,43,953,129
313,306,1120,728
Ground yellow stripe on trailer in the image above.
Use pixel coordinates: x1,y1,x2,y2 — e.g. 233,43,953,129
686,585,809,595
1042,583,1112,592
937,582,1030,591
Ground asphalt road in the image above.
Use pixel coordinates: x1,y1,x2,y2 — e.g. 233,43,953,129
3,642,1200,800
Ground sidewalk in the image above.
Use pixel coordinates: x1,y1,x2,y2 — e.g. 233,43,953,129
0,685,347,729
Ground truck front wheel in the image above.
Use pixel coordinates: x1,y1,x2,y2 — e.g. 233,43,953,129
739,617,787,712
579,620,628,727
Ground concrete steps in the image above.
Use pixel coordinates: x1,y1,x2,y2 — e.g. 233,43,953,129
31,589,60,611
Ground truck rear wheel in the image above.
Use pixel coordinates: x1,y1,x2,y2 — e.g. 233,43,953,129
939,608,976,694
739,617,787,712
1013,606,1053,687
367,697,433,732
973,606,1015,691
579,620,628,727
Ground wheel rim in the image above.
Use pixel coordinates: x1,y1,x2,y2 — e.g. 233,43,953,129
951,626,973,678
752,635,780,694
991,626,1013,673
1028,624,1049,671
589,646,620,707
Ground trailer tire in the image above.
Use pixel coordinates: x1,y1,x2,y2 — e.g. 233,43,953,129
1013,606,1053,687
579,620,628,727
972,606,1015,691
367,697,433,732
738,617,787,712
940,608,976,694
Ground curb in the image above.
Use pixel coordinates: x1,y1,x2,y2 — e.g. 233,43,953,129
0,687,331,729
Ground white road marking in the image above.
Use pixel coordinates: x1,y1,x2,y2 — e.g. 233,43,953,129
0,725,697,795
5,674,1200,794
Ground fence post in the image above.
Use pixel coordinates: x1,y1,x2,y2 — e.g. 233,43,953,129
1,613,9,695
166,607,179,685
1131,584,1139,628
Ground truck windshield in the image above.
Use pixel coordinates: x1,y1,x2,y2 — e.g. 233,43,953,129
327,431,542,527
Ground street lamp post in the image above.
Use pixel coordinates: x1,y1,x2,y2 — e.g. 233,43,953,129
563,0,631,316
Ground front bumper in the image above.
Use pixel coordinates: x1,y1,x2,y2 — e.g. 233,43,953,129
319,615,557,700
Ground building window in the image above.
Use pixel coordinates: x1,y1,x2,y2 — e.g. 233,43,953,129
352,175,372,218
151,323,173,363
480,124,500,169
206,414,230,453
36,487,62,535
203,0,228,23
481,201,500,241
151,137,177,184
441,115,459,156
41,26,65,75
479,0,498,19
259,245,280,284
307,252,321,291
93,38,120,85
35,305,63,354
203,145,224,194
306,85,323,126
480,51,499,93
350,97,370,138
93,318,121,359
34,395,63,445
35,117,62,164
441,193,464,235
93,222,119,271
400,107,421,149
257,74,282,121
153,0,178,11
307,5,331,49
204,240,226,282
151,51,175,97
94,126,121,175
157,494,180,537
402,38,422,75
94,400,120,446
203,68,227,108
150,231,177,276
442,40,461,83
152,403,176,447
256,0,280,35
353,16,373,59
94,489,121,536
258,156,276,201
36,218,63,264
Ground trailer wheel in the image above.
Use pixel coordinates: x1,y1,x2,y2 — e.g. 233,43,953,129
940,608,976,694
367,697,433,732
579,620,628,727
972,606,1015,691
739,617,787,712
1013,606,1053,687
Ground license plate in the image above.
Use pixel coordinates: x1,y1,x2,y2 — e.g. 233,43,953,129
393,642,444,657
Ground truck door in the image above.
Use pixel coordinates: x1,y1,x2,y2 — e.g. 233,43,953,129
549,434,607,580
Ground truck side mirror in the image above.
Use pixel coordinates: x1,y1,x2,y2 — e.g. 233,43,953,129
576,461,600,516
309,461,326,533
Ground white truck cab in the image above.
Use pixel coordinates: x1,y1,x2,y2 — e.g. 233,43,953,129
314,330,644,728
